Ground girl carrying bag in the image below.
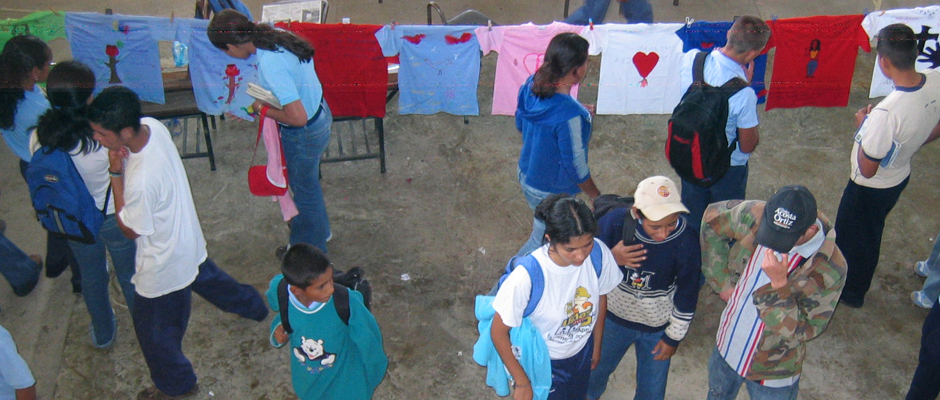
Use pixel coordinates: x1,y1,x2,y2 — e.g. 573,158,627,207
248,107,289,196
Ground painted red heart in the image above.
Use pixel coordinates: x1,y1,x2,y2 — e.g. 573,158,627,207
404,34,426,44
632,52,659,79
523,53,545,75
701,42,715,49
445,32,472,44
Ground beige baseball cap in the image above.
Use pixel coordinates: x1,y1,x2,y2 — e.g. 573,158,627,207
633,176,689,221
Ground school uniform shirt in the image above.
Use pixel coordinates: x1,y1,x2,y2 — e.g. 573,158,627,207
0,11,66,48
716,221,824,387
475,22,586,116
861,5,940,98
584,23,685,115
0,324,34,400
493,239,623,359
850,69,940,189
65,13,172,104
375,25,480,116
1,85,47,162
119,118,205,298
675,20,769,104
266,275,388,400
280,22,388,118
256,46,324,121
178,18,258,121
764,15,871,110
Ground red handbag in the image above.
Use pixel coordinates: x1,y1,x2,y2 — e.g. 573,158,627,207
248,109,289,196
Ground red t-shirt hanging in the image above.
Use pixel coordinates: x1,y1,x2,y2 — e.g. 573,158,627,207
279,23,391,118
764,15,871,110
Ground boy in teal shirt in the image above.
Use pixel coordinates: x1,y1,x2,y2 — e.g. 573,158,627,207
267,244,387,399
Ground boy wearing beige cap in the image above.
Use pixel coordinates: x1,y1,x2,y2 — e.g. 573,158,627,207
588,176,701,400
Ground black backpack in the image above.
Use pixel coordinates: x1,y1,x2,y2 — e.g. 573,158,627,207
593,194,637,245
666,51,748,188
277,267,372,334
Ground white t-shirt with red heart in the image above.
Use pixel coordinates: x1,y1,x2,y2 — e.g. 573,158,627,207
584,23,685,115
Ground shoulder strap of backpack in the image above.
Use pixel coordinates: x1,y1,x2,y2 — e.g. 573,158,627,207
515,255,544,318
102,183,112,215
277,278,293,334
333,283,351,325
589,238,604,278
621,202,638,246
692,51,708,85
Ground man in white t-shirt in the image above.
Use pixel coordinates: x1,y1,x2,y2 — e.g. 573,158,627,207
677,15,771,232
89,87,268,400
835,24,940,309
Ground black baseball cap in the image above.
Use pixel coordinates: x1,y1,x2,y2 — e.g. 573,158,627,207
756,185,817,253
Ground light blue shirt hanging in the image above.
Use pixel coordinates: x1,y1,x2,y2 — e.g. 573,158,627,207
375,25,480,116
65,13,170,104
176,18,258,121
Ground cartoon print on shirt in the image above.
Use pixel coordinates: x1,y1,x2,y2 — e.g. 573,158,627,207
915,25,940,68
551,287,596,344
626,268,655,290
293,336,336,373
807,39,820,78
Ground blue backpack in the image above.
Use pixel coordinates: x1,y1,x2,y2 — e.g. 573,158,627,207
496,239,604,317
26,148,107,244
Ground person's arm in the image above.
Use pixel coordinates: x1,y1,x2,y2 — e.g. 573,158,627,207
556,116,597,198
924,118,940,144
591,294,607,369
577,177,601,199
107,147,139,240
15,385,36,400
751,242,846,343
254,99,309,128
657,230,701,359
701,201,757,298
736,126,759,154
491,313,533,400
855,145,881,179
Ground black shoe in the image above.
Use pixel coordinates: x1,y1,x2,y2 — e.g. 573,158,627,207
839,296,863,309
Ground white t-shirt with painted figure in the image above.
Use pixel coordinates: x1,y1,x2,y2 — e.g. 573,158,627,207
861,5,940,98
492,238,623,359
119,117,206,298
851,69,940,189
584,23,685,115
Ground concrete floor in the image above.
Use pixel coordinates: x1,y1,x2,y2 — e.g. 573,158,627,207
1,0,939,398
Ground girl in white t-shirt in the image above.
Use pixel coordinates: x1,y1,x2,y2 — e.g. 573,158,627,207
492,194,622,400
34,61,137,349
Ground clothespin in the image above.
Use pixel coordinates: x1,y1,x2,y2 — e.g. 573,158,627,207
770,15,778,22
588,18,594,30
863,7,869,15
391,20,396,30
685,16,694,28
879,10,886,16
48,7,61,16
487,20,492,31
170,11,175,23
872,0,883,12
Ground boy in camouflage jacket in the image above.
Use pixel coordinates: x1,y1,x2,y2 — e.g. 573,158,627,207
700,186,846,399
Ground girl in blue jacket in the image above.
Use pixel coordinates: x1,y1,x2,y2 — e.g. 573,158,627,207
515,33,600,258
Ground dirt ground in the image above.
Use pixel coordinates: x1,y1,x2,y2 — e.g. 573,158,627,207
1,0,939,399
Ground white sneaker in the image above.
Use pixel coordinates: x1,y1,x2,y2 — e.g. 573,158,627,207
915,261,930,278
911,291,935,309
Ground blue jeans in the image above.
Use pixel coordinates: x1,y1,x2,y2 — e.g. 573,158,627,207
68,214,137,345
919,229,940,302
587,318,670,400
681,164,749,233
281,102,332,252
565,0,652,24
132,258,267,396
549,336,594,400
907,301,940,400
706,347,799,400
0,230,42,297
515,170,552,258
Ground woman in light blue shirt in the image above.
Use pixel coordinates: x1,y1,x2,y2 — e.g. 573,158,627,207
208,10,333,255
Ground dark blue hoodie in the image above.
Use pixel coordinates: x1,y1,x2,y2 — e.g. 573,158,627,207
515,75,593,194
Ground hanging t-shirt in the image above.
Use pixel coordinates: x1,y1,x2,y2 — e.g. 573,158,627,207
862,5,940,98
475,22,586,116
492,240,623,360
674,20,769,104
177,18,257,121
65,13,169,104
584,23,685,115
0,11,66,48
375,25,480,116
764,15,871,110
280,22,389,118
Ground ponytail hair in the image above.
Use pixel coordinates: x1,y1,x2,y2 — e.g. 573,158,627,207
531,33,589,99
535,193,597,245
207,10,314,62
36,61,98,154
0,35,52,130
